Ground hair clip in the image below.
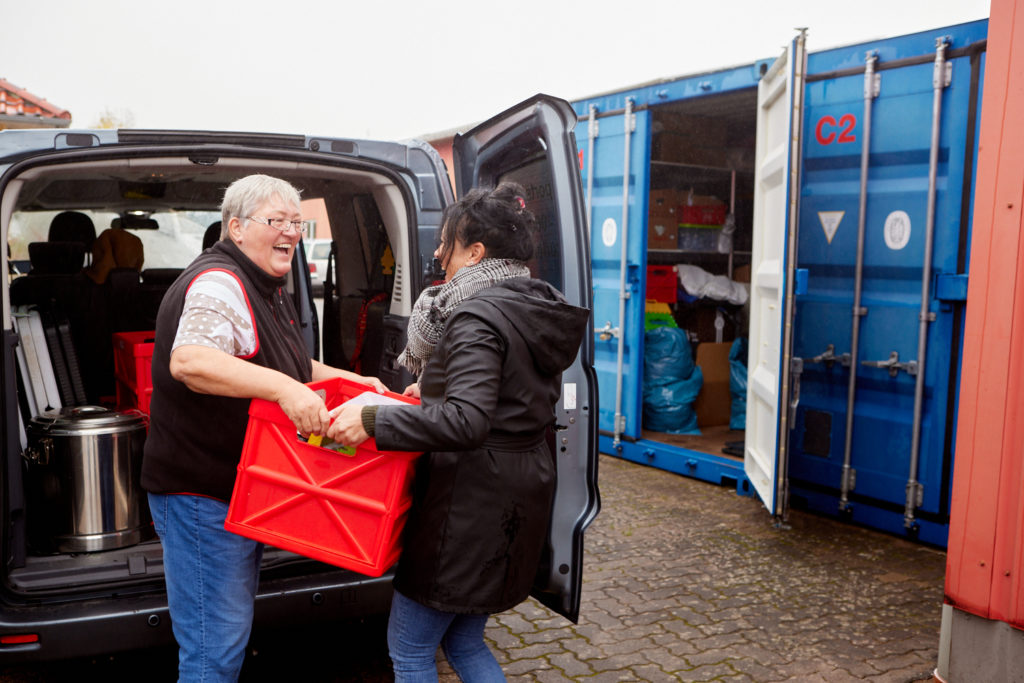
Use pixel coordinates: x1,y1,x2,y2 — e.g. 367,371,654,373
514,196,526,210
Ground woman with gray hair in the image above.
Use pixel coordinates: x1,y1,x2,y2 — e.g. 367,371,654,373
142,174,385,682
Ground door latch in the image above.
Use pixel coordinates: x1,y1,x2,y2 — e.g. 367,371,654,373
594,321,619,341
803,344,851,369
861,351,917,377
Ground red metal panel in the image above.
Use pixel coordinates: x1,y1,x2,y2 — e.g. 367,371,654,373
946,0,1024,630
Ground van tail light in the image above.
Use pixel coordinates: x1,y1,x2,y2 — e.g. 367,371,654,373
309,263,317,274
1,633,39,644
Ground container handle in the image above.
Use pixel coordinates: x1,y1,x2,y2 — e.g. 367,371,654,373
23,437,53,466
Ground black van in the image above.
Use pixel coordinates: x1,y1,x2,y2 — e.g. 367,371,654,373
0,94,599,662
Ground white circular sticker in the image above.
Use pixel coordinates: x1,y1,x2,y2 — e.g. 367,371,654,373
883,210,911,250
602,218,617,247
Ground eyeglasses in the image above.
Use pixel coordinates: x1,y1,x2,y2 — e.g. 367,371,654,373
246,216,307,234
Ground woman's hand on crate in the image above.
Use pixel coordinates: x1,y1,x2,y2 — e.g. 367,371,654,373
325,402,369,447
278,381,333,438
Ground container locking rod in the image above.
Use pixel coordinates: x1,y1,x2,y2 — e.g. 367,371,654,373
839,50,879,513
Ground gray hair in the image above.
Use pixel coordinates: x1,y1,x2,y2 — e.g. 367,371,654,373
221,174,302,237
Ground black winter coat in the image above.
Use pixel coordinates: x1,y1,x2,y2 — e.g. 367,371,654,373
373,278,589,614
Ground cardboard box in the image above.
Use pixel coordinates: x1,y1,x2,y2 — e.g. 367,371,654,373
694,342,733,428
733,264,751,283
649,188,680,212
648,215,679,250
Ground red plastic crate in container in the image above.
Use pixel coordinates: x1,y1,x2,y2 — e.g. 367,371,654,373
680,203,727,226
113,330,155,414
225,377,421,577
646,265,678,303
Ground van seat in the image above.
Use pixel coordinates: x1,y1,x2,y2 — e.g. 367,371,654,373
137,268,183,329
26,242,86,275
47,211,96,265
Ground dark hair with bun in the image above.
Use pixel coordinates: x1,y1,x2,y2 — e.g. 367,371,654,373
437,181,536,267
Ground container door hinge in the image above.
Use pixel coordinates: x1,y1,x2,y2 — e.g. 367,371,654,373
865,58,881,99
906,481,924,509
935,60,952,89
934,37,952,88
841,467,857,493
788,357,803,429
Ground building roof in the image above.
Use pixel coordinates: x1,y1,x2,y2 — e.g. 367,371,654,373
0,78,71,129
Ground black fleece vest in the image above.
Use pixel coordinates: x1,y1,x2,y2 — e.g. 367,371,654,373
141,241,312,501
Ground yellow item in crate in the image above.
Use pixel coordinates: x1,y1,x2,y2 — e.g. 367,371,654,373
645,300,672,314
645,300,677,331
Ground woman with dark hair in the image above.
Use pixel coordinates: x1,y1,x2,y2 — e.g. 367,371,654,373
328,181,590,682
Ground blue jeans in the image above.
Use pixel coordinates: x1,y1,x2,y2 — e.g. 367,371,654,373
149,493,264,683
387,589,505,682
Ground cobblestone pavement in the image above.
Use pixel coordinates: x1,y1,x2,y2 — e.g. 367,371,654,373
438,453,947,682
0,453,946,681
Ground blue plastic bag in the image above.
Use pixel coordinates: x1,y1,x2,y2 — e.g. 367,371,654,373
643,327,702,434
643,325,695,382
729,337,748,430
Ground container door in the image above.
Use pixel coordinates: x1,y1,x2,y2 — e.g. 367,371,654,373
745,33,807,517
575,101,651,443
789,22,986,544
451,94,599,623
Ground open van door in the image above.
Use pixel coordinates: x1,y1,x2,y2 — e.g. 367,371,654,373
450,94,599,622
745,32,807,519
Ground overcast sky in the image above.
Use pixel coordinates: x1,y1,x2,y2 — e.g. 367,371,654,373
1,0,989,140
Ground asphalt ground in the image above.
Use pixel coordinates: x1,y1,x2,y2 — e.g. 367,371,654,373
0,452,946,681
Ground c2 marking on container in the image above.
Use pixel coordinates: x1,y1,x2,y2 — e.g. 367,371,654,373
815,114,857,145
884,210,912,250
602,218,617,247
818,211,845,244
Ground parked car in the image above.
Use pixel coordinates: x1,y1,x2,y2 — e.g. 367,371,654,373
304,237,332,296
0,95,598,663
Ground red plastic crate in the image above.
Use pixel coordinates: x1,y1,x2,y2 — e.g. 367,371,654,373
113,331,155,413
646,265,678,303
680,203,727,226
225,377,422,577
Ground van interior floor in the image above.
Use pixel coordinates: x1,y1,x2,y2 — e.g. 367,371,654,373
642,424,744,460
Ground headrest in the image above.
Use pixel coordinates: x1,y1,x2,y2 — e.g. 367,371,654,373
203,221,222,251
48,211,97,251
27,241,87,275
85,228,145,284
111,216,159,231
141,268,183,287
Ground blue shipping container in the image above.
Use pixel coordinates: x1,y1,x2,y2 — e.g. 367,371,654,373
576,19,988,547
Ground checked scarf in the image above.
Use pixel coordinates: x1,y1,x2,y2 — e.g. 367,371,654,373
397,258,530,377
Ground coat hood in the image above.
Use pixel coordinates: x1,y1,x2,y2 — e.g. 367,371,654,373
466,278,590,376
